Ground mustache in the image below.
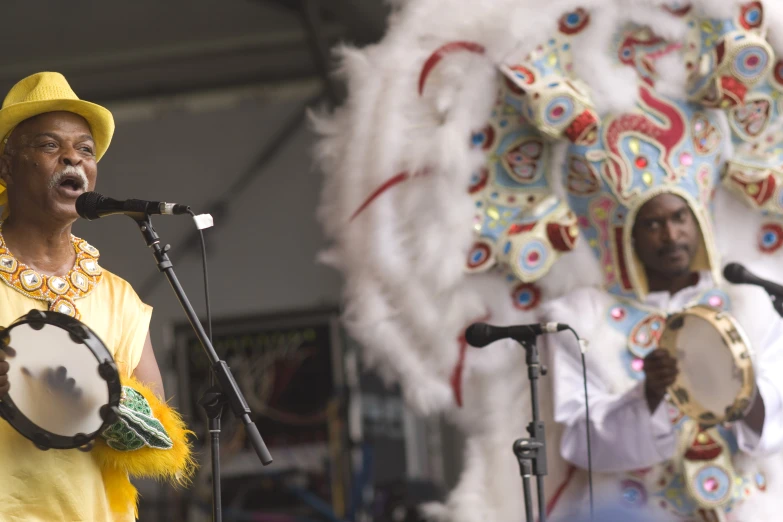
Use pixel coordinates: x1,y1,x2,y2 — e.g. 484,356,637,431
48,166,88,191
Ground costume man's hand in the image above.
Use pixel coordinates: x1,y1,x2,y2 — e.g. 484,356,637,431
0,345,16,399
644,348,679,413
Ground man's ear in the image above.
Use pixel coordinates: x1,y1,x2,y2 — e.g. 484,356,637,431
0,154,12,187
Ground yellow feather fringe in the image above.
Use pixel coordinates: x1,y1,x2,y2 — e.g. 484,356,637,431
92,376,198,516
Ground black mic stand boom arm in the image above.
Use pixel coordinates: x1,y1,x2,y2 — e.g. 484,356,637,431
135,216,272,522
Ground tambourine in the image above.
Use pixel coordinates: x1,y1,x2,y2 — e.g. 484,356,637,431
658,304,755,428
0,310,121,450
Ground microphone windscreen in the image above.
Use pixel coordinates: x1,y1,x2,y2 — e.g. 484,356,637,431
723,262,747,284
76,191,105,220
464,323,494,348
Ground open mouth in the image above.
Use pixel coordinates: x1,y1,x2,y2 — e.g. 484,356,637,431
56,175,86,197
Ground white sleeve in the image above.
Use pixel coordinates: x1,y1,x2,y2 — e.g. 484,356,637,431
734,310,783,456
547,316,677,473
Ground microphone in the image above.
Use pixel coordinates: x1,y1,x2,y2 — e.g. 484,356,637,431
465,322,569,348
76,192,190,221
723,262,783,298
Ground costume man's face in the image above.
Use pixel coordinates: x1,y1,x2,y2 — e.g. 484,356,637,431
0,111,97,222
632,193,700,278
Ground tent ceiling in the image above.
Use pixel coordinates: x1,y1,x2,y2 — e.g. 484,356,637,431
0,0,388,103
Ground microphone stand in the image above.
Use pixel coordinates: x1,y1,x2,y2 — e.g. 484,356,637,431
513,337,548,522
134,216,273,522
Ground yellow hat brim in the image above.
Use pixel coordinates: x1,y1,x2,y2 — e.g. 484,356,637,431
0,98,114,162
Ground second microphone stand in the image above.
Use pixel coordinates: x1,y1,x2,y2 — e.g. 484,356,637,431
135,216,273,522
514,337,548,522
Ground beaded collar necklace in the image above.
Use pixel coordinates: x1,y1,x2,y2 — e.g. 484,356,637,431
0,222,102,320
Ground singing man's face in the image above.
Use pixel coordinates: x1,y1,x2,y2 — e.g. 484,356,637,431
0,111,97,223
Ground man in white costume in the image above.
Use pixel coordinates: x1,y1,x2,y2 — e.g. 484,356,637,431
544,189,783,520
314,0,783,520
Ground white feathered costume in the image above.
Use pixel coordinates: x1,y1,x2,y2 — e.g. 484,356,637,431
313,1,783,520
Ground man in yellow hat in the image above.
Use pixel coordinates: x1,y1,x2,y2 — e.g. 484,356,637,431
0,72,194,521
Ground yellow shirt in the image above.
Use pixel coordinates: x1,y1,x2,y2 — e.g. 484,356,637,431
0,269,152,522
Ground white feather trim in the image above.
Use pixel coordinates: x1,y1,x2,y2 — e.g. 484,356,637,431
762,0,783,56
569,7,640,116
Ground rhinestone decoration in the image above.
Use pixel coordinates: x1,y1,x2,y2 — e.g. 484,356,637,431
0,222,103,320
70,271,88,292
51,297,77,318
0,255,16,272
756,472,767,491
610,306,627,320
48,276,68,295
79,258,101,276
19,270,43,292
78,240,100,257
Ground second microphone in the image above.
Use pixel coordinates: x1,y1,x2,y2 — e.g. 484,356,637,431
465,322,569,348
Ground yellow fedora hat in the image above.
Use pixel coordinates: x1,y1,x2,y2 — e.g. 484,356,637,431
0,72,114,213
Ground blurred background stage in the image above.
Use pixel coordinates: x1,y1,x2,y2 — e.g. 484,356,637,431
0,1,465,521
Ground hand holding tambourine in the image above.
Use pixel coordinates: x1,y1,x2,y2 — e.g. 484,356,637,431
0,343,12,398
0,310,122,450
643,348,679,412
652,305,756,428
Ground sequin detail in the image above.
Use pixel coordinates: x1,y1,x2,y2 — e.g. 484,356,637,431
101,386,173,451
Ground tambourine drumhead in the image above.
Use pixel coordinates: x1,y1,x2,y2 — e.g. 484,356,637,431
659,305,755,427
0,310,121,450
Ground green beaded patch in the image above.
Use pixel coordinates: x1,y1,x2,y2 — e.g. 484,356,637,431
101,386,173,451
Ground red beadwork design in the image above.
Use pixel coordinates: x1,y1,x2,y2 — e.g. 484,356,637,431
419,41,486,95
466,242,493,269
663,4,692,16
759,223,783,253
469,168,489,194
558,9,590,35
474,125,496,151
508,222,537,235
773,60,783,87
729,172,776,206
717,76,749,107
504,65,536,95
614,227,633,291
602,87,685,199
511,283,542,311
350,169,432,221
546,222,578,252
684,430,723,461
565,110,598,145
739,2,764,30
